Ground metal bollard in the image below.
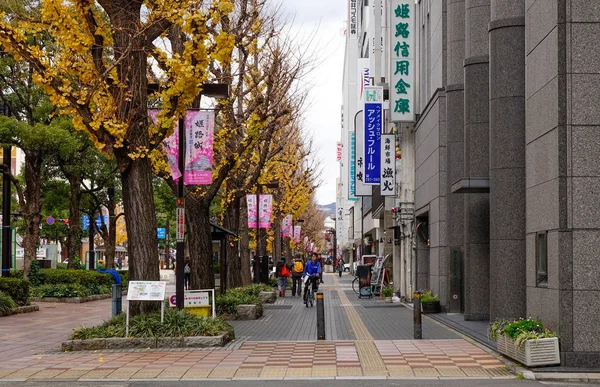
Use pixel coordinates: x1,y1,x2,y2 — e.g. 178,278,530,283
316,292,325,340
413,291,422,339
112,284,122,317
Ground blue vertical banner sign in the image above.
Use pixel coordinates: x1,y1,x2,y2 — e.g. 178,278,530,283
96,215,109,230
389,0,415,122
81,215,90,231
157,228,166,239
363,86,384,184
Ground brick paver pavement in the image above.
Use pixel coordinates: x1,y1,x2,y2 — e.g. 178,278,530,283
0,273,514,381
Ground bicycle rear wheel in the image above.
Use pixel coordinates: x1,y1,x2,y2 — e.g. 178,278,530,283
309,293,314,307
352,277,359,294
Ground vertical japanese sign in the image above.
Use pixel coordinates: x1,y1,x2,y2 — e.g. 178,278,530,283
148,109,182,180
184,110,214,185
348,131,358,200
336,198,344,242
281,214,292,237
380,134,396,195
293,225,301,244
246,195,257,228
355,59,372,196
390,0,415,122
348,0,357,39
363,86,384,184
336,142,343,161
258,194,272,228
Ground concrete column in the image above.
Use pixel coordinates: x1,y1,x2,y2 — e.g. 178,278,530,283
445,0,466,313
489,0,525,320
463,0,490,321
400,124,415,299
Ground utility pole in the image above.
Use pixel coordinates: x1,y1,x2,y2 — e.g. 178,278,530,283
2,145,11,277
89,217,95,270
175,116,185,309
165,219,170,269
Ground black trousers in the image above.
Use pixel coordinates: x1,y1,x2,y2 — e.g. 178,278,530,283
291,275,302,296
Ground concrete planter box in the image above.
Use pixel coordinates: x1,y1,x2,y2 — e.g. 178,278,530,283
496,334,560,367
259,291,276,304
422,301,441,314
234,304,263,320
0,304,39,317
62,333,232,352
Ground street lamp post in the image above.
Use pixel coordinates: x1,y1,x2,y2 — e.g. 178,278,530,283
1,104,11,277
253,182,278,283
174,83,229,310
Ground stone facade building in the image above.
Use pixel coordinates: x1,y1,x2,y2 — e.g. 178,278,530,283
412,0,600,367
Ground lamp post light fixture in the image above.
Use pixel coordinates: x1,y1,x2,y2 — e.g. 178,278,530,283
174,83,229,310
253,181,278,284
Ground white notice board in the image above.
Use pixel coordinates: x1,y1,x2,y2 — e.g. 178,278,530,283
127,281,166,301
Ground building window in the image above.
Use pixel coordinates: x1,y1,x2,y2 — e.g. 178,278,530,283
536,232,548,286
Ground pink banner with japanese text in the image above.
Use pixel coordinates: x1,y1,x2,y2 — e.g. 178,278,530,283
246,195,257,228
148,109,182,180
293,225,301,243
281,215,292,237
184,110,214,185
258,195,272,228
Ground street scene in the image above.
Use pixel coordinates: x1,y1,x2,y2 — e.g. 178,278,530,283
1,0,600,385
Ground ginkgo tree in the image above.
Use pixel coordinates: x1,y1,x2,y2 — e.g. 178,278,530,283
0,0,234,312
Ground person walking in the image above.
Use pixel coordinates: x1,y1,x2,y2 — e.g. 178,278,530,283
337,258,344,277
276,258,290,297
291,253,304,297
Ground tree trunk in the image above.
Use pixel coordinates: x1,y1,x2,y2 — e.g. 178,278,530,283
186,197,215,289
225,196,242,289
273,215,281,260
239,196,251,285
118,156,160,314
66,174,81,269
22,152,42,278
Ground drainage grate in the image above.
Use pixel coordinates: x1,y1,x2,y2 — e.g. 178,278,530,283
362,304,405,309
264,305,293,310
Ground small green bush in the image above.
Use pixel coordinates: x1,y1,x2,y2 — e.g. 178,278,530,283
56,263,68,270
73,258,86,270
381,286,394,298
0,292,16,314
228,284,272,297
70,309,234,339
32,283,90,298
28,260,42,286
215,292,262,316
38,269,114,287
0,277,30,305
420,290,439,303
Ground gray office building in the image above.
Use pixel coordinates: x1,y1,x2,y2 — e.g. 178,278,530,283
413,0,600,367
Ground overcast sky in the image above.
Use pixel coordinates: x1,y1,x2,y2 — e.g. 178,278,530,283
281,0,346,205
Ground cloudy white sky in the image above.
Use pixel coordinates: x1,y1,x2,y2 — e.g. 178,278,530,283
280,0,347,205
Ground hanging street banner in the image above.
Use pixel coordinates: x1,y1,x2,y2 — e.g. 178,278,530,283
363,86,384,184
246,195,258,228
348,131,358,200
390,0,415,122
258,194,273,229
293,225,301,244
148,109,182,180
380,134,396,196
281,214,292,237
184,110,214,185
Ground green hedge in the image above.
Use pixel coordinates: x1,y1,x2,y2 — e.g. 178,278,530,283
71,309,234,339
0,278,30,306
31,283,92,298
38,269,114,287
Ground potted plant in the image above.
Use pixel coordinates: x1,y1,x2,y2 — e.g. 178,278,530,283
489,318,560,367
420,290,440,313
381,286,393,302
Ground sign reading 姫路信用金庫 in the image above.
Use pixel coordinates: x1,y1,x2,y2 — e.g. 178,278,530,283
390,0,415,122
363,86,384,185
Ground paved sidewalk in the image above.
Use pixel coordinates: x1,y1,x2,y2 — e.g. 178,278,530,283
0,273,514,381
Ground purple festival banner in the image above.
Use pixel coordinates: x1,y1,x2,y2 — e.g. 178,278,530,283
258,195,273,228
184,110,214,185
148,109,182,180
246,195,257,228
293,225,301,243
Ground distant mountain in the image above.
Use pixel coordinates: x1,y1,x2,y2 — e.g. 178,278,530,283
317,202,336,216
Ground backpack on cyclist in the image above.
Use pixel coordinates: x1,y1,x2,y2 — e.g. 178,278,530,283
293,260,303,274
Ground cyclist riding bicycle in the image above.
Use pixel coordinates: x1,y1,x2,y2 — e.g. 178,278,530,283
303,252,321,303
